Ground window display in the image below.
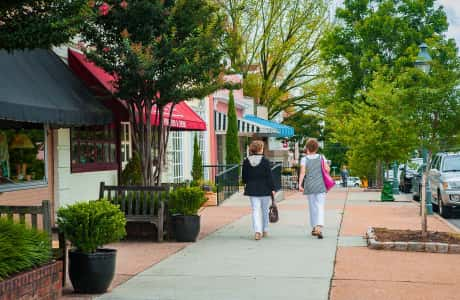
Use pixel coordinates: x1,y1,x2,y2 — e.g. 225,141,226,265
71,125,117,172
0,127,46,187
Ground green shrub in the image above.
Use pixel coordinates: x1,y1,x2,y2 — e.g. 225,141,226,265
168,187,206,216
121,152,142,185
0,218,51,280
57,200,126,254
191,134,203,185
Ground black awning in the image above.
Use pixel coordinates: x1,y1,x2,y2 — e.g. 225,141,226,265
0,49,112,126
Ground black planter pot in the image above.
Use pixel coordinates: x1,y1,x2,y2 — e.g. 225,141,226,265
68,248,116,294
174,215,201,242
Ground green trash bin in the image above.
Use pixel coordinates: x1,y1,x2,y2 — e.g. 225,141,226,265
381,180,395,201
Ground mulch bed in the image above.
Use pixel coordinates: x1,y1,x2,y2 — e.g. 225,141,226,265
374,227,460,244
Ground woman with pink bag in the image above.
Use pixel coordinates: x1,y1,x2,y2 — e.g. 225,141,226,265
298,138,334,239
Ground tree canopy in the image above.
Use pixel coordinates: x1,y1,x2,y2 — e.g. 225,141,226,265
81,0,225,185
219,0,330,119
320,0,460,180
0,0,87,50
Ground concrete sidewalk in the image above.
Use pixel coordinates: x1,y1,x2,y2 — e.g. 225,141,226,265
98,190,347,300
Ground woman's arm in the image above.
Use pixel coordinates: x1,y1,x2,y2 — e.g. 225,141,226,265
323,155,331,173
265,159,276,192
298,164,305,192
242,159,248,184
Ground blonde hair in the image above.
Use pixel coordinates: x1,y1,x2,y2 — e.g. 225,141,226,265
249,140,264,155
304,138,319,153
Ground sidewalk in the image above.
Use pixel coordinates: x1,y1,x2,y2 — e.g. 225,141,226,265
64,188,460,300
97,190,347,300
331,189,460,300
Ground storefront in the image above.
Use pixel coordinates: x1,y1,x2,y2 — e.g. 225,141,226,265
0,49,114,214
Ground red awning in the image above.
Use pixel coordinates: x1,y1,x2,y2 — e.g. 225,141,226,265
68,49,206,131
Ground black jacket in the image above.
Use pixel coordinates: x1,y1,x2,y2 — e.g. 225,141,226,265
242,155,276,196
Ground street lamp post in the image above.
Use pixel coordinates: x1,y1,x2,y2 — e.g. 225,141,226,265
415,43,433,215
392,161,399,194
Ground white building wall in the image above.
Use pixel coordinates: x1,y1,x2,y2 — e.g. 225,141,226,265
54,128,117,207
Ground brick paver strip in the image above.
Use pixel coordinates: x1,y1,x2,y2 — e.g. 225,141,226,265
331,190,460,300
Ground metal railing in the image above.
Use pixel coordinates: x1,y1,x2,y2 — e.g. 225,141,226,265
203,164,240,205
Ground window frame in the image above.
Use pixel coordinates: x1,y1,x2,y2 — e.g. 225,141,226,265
70,125,118,173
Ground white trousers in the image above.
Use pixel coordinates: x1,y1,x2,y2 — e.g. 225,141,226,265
250,196,270,233
308,193,326,227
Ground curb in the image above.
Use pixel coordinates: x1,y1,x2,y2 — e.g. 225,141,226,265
433,213,460,233
366,227,460,254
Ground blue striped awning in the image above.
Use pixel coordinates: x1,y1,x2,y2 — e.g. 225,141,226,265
243,115,294,138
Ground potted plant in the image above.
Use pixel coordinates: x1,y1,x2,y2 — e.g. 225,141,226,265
57,200,126,294
168,186,206,242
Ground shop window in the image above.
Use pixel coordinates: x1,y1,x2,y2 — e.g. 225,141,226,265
0,126,47,190
166,131,184,183
71,125,117,173
120,122,132,170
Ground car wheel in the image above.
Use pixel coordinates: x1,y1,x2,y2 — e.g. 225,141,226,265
413,194,420,201
431,191,439,212
439,198,452,218
354,183,359,187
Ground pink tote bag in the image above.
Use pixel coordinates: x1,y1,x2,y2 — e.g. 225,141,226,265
321,157,335,192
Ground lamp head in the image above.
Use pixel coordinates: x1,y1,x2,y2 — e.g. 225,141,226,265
10,133,34,149
415,43,432,73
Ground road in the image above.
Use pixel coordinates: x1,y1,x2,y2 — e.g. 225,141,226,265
445,215,460,229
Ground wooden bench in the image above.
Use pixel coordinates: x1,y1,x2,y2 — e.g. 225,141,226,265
0,200,67,286
98,182,169,242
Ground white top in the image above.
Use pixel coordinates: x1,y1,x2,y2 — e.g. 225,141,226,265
301,154,324,166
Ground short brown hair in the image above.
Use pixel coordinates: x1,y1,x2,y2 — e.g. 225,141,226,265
304,138,319,153
249,140,264,155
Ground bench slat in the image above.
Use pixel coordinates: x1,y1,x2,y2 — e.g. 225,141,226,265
19,213,25,224
0,206,43,214
31,214,38,229
128,191,133,215
121,191,126,213
143,191,148,215
136,191,141,215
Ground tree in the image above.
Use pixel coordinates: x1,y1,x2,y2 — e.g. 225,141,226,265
219,0,330,119
283,111,323,148
191,134,203,185
81,0,225,185
0,0,87,50
226,89,241,165
321,0,460,234
320,0,458,183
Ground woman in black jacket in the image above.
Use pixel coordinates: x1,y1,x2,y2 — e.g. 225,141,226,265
242,140,276,240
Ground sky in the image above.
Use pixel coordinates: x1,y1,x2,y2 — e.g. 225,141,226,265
332,0,460,47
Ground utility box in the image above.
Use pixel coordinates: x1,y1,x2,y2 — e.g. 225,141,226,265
381,180,395,201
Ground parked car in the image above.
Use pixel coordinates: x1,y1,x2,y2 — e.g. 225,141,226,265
334,177,361,187
349,177,361,187
427,152,460,218
412,164,425,201
399,159,423,193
